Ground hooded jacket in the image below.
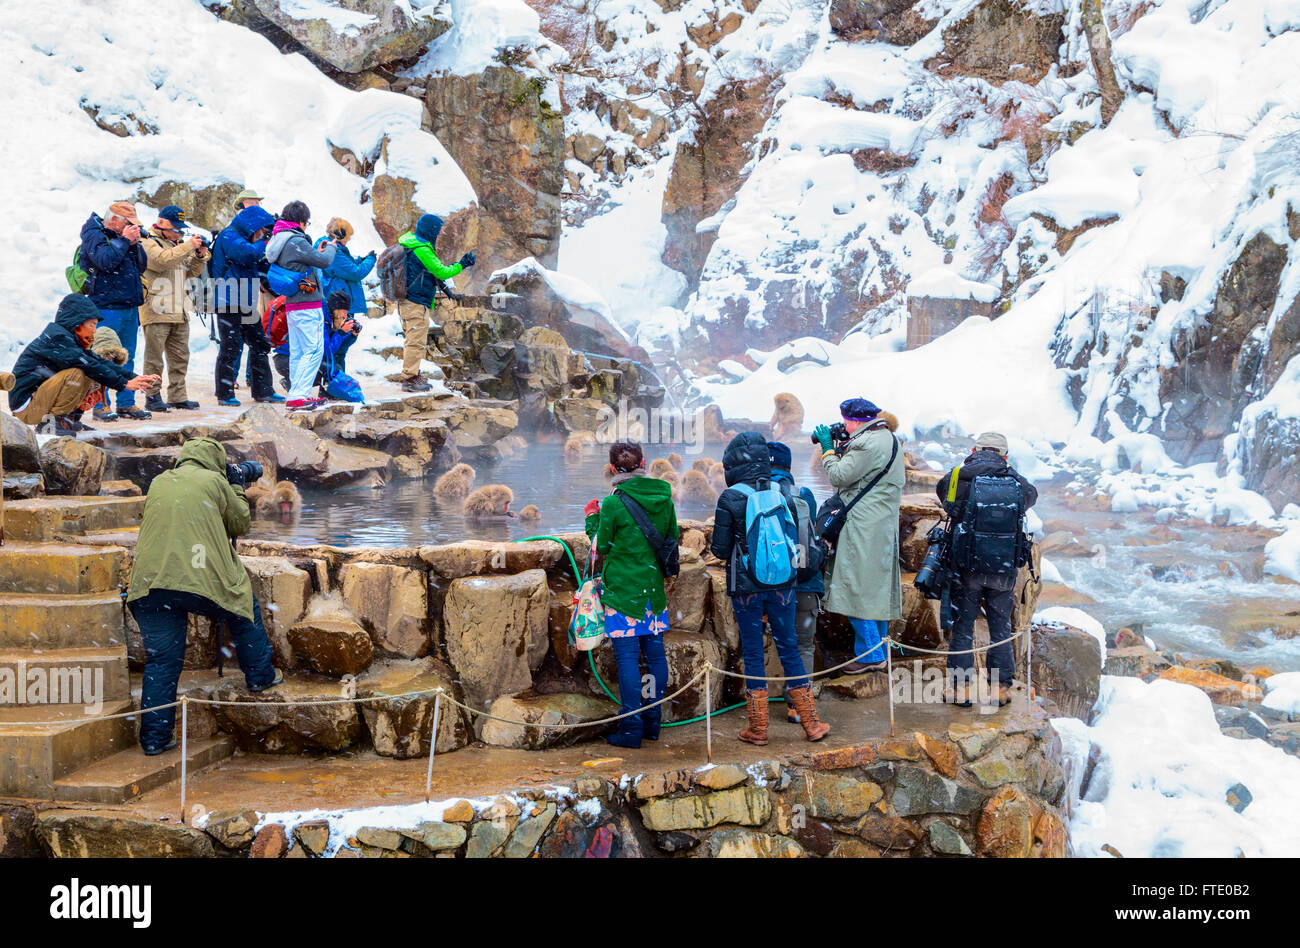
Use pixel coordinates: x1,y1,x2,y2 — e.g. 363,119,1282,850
936,449,1038,522
315,238,375,314
127,438,255,620
9,295,135,410
711,431,799,595
398,214,463,307
79,213,148,309
211,205,275,311
585,473,679,618
266,221,336,305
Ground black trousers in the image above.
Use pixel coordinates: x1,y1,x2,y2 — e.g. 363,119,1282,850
947,570,1017,684
215,308,273,401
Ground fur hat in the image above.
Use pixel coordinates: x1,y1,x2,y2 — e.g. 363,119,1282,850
326,217,354,241
91,326,128,365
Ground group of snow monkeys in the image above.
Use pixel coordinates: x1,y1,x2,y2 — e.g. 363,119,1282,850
250,391,814,524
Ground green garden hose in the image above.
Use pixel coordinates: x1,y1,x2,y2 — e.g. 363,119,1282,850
515,534,785,726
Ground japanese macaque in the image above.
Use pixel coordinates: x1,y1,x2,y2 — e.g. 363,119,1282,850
565,431,597,458
707,461,727,493
518,504,542,522
699,405,736,443
463,484,515,519
433,462,476,499
691,457,715,474
263,481,302,519
679,469,718,505
770,392,805,441
244,477,273,512
666,452,684,471
655,469,681,493
647,457,676,478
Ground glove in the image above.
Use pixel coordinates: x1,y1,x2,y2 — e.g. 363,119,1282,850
813,424,834,452
459,251,476,268
584,498,601,517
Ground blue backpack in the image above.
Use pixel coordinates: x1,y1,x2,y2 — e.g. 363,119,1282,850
732,481,799,587
266,263,320,297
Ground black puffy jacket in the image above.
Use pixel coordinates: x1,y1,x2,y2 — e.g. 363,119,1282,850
711,431,798,595
937,449,1039,521
10,295,135,411
80,214,147,310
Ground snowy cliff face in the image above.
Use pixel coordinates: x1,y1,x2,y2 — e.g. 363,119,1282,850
551,0,1299,495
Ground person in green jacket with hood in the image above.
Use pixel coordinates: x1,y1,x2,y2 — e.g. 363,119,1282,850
126,438,280,755
584,441,678,748
395,213,475,391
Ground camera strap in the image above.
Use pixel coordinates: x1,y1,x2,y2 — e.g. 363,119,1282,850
842,436,899,519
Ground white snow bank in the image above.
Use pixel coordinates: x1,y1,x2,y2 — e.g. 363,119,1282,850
908,268,1000,302
1264,515,1300,585
1262,671,1300,715
413,0,549,77
1055,676,1300,857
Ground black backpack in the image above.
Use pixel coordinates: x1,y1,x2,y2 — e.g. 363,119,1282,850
787,486,827,584
614,491,679,578
948,474,1029,576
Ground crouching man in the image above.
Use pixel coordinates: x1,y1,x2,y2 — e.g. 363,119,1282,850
8,295,158,434
126,438,282,755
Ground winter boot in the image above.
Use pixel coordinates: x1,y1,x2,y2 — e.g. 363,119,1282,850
738,689,769,746
607,711,642,749
145,394,170,413
786,686,830,741
642,706,662,742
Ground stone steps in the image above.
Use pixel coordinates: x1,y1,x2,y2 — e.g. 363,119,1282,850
0,699,136,798
0,592,125,649
0,647,131,704
0,541,126,594
52,736,235,805
3,496,145,542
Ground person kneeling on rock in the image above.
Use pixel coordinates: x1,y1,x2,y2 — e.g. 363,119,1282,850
585,441,678,749
126,438,283,756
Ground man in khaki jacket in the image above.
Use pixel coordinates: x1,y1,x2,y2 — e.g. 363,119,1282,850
139,205,207,411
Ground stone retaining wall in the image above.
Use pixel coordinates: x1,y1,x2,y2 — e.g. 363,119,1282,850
18,709,1070,858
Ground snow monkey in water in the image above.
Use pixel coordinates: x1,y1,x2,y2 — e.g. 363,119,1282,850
264,481,302,519
691,457,715,474
647,457,676,478
708,461,727,493
770,392,805,441
518,504,542,522
679,469,718,505
666,452,684,471
463,484,516,519
244,477,273,512
565,431,597,459
433,463,476,499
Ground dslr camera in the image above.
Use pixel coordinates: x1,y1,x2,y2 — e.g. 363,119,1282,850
225,460,264,488
809,422,849,446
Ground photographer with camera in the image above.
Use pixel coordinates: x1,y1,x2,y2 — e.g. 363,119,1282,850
394,213,475,392
139,205,207,413
813,397,904,675
126,438,281,756
315,218,375,329
935,432,1037,706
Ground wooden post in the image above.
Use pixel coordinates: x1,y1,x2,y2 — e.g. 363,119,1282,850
0,371,15,545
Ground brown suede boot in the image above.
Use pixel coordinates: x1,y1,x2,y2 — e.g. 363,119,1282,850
786,686,830,741
739,689,769,745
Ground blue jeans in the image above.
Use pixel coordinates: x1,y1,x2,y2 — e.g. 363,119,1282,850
129,589,276,751
849,618,888,663
732,589,808,692
96,307,139,408
610,632,668,734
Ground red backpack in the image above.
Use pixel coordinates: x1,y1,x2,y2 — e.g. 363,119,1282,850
262,295,288,348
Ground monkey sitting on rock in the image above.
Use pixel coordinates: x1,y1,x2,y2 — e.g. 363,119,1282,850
770,392,805,441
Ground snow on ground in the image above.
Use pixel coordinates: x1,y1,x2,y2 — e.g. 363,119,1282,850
1034,606,1107,660
1054,675,1300,857
1262,671,1300,715
0,0,475,391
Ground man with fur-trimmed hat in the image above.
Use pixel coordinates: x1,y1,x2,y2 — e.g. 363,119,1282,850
936,431,1039,706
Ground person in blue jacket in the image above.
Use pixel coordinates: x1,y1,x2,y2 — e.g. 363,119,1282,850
209,204,277,406
79,201,150,420
768,440,826,723
315,218,374,316
271,291,361,392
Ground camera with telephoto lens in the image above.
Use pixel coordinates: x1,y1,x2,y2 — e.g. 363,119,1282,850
809,422,849,446
914,524,950,599
225,460,263,488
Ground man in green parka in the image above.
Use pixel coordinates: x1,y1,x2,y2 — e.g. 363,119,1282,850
395,213,475,392
126,438,280,754
813,397,904,674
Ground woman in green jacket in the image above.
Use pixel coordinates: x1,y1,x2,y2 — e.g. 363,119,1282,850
585,441,678,748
